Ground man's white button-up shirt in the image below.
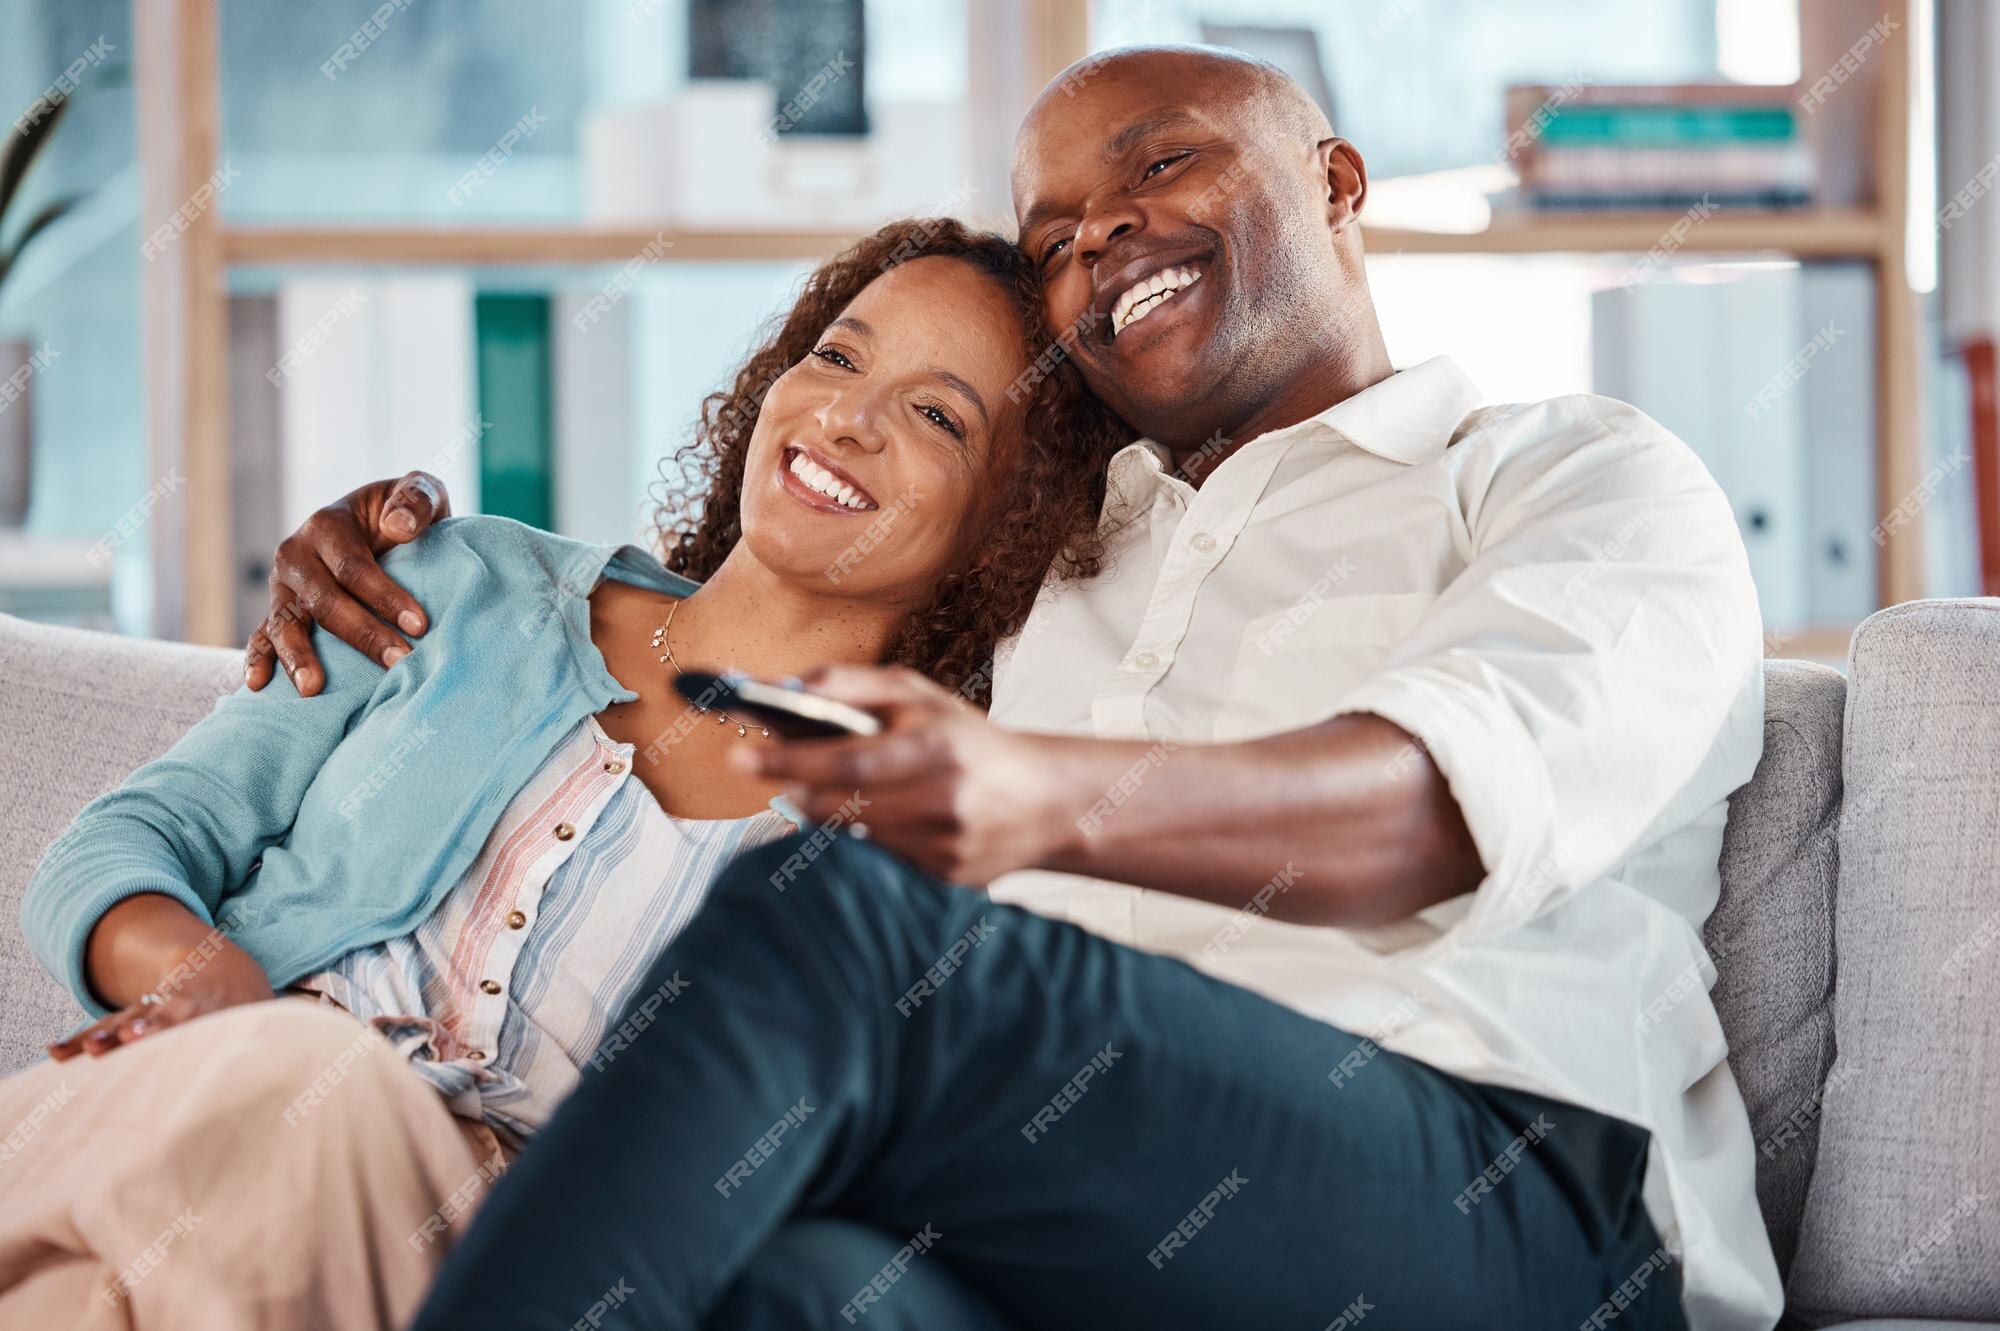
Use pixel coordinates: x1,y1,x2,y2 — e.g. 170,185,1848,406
989,356,1781,1330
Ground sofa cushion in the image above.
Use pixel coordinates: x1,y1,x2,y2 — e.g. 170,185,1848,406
0,613,240,1073
1711,659,1846,1281
1788,600,2000,1325
1821,1322,2000,1330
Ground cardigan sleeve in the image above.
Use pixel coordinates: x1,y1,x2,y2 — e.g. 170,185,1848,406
22,592,403,1017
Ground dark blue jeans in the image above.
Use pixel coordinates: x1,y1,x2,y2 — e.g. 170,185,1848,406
414,833,1684,1331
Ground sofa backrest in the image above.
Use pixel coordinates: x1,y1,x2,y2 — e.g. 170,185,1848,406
1785,600,2000,1325
0,612,241,1071
1709,658,1846,1280
3,607,1984,1319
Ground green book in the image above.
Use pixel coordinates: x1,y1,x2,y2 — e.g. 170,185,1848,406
474,294,554,529
1539,105,1797,146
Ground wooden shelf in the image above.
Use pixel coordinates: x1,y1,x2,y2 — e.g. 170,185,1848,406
222,225,863,267
220,207,1891,271
1362,209,1887,259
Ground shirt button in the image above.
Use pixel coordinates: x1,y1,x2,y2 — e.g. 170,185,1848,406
604,760,626,775
1131,652,1159,670
554,822,575,841
467,1050,487,1061
1190,531,1217,553
480,979,502,996
506,910,527,930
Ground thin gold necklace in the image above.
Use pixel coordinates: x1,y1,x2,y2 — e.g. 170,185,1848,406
653,599,770,739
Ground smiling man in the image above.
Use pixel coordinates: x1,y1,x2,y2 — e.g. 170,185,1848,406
1018,50,1393,468
264,46,1775,1331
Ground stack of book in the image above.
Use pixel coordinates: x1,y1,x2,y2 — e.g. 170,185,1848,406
1505,83,1815,211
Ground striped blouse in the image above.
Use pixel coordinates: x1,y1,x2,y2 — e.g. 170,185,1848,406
296,714,798,1147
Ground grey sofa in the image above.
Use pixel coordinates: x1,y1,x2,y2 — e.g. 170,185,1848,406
2,604,1996,1329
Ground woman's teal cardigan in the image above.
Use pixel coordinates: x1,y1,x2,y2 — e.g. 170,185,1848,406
22,516,698,1016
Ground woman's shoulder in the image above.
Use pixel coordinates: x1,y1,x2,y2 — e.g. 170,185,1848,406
378,514,592,586
378,514,697,605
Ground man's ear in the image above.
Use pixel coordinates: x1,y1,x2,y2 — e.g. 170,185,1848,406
1318,137,1369,236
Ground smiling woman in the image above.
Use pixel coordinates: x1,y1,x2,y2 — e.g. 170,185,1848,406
3,214,1135,1330
654,217,1128,703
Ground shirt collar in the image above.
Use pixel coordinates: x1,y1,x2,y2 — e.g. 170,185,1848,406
1300,356,1484,465
1108,355,1484,488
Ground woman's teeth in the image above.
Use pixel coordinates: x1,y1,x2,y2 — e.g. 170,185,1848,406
787,451,875,510
1111,265,1204,338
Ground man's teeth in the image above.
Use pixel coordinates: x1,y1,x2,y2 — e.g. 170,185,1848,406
1111,265,1203,338
787,451,875,510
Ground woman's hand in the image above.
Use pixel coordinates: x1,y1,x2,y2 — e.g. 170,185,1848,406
246,470,452,697
48,950,276,1061
52,893,279,1060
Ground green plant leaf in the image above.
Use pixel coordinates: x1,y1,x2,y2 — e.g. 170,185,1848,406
0,90,70,232
0,192,85,292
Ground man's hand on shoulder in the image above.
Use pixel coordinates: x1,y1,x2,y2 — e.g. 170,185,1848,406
246,471,451,696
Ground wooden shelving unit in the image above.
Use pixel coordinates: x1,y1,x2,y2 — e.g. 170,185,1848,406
1362,208,1887,259
220,225,864,268
136,0,1921,664
217,209,1887,268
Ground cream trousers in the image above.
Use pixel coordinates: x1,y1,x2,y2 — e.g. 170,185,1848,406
0,999,506,1331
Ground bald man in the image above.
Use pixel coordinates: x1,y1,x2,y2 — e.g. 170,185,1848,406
275,46,1770,1331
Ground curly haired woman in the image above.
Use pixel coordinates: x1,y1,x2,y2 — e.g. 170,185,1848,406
0,219,1128,1331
